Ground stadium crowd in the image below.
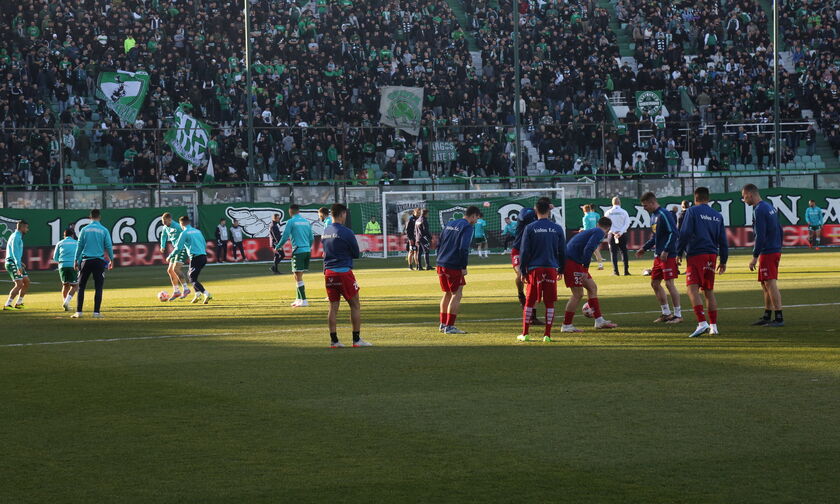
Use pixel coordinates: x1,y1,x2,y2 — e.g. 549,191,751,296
0,0,837,189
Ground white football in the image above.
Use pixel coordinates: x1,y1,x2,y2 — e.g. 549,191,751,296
157,291,170,302
582,302,595,318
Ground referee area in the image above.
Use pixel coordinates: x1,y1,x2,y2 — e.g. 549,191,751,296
1,248,839,502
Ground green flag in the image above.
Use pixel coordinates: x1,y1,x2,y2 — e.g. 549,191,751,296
635,90,664,117
165,104,211,165
379,86,424,136
95,70,150,124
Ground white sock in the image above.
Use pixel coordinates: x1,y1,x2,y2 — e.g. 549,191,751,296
595,316,606,324
674,306,682,318
698,320,709,327
661,304,671,315
64,294,74,304
16,295,24,305
710,323,718,332
173,286,181,293
203,291,210,296
182,283,188,291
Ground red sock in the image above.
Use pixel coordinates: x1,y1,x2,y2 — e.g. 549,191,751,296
589,297,602,318
544,304,555,336
440,312,447,325
446,313,457,327
693,305,706,323
522,306,533,335
564,311,575,325
709,310,718,324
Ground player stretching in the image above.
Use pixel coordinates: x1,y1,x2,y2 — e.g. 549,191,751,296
677,187,728,337
581,204,605,270
805,200,824,250
561,217,618,332
4,220,29,310
742,184,784,327
635,192,683,324
160,212,190,300
473,212,488,257
516,199,566,342
275,204,314,307
322,203,372,348
170,216,212,304
72,209,114,318
53,229,79,311
436,205,481,334
511,198,553,325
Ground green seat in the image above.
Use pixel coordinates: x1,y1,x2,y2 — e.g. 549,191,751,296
815,160,826,169
805,162,816,170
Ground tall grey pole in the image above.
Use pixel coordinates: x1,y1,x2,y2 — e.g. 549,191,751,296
772,0,781,186
512,2,523,188
244,0,255,181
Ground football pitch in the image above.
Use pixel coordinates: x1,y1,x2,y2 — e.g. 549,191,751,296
2,249,839,503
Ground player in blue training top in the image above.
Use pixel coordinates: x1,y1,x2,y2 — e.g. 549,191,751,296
169,215,212,304
276,204,315,307
436,205,480,335
742,184,784,327
581,204,605,270
516,199,566,342
160,212,190,301
561,217,618,332
321,203,372,348
472,213,488,258
511,196,553,325
635,192,683,325
72,209,115,318
677,187,729,338
52,228,79,311
805,199,825,250
4,219,30,310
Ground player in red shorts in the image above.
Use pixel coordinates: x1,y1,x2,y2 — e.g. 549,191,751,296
436,205,481,334
677,187,729,337
561,217,618,332
515,200,566,342
742,184,784,327
321,203,372,348
635,192,683,324
510,197,553,326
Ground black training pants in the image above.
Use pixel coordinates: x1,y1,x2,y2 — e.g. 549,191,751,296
609,233,630,275
216,240,228,262
189,255,207,293
77,258,106,313
232,241,245,260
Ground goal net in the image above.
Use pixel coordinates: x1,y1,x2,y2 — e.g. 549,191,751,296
357,188,566,258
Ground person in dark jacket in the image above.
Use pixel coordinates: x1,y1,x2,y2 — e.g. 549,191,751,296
215,219,229,262
414,208,432,271
269,213,285,274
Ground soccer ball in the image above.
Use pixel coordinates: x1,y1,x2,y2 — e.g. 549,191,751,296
157,291,170,302
582,302,595,318
483,201,491,208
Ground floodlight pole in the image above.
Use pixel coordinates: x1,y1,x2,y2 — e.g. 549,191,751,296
244,0,255,181
772,0,781,186
512,1,523,188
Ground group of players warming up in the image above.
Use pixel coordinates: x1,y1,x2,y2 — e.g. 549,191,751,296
2,184,796,345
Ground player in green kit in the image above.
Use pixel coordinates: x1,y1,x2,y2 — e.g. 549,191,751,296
4,220,30,310
581,204,605,270
52,229,79,311
159,212,190,300
276,204,315,307
473,213,488,257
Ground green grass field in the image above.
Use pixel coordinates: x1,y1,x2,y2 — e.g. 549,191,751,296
2,249,839,503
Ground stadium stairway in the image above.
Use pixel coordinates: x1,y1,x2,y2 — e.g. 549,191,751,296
445,0,479,52
599,0,634,57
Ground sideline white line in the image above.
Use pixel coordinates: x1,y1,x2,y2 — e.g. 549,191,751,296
2,302,839,348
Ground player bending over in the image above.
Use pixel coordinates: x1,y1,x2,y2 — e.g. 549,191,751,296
511,198,553,325
4,220,30,310
635,192,683,324
805,199,824,250
160,212,190,300
170,216,212,304
561,217,618,332
322,203,371,348
276,204,315,307
677,187,728,337
742,184,784,327
53,229,79,311
436,205,481,334
516,199,566,342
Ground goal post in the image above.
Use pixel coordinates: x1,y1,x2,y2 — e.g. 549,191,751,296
357,187,566,258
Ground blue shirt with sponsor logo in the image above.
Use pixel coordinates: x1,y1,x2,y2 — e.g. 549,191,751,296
566,227,606,268
519,218,566,272
322,223,360,272
436,218,474,270
677,203,729,264
752,200,783,257
642,206,678,257
512,208,537,251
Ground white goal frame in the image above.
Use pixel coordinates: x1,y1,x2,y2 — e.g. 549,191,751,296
380,187,566,259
